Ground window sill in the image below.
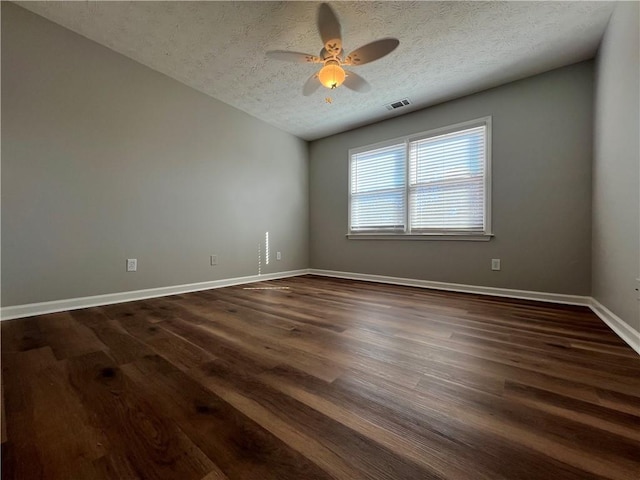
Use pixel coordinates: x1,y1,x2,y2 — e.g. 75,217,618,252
346,233,494,241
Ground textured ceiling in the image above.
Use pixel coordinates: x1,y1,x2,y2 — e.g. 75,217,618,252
16,1,614,140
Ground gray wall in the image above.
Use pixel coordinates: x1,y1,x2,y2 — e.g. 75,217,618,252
592,1,640,334
1,3,308,306
309,62,594,295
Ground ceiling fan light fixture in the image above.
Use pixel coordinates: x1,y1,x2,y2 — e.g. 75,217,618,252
266,3,399,96
318,63,346,89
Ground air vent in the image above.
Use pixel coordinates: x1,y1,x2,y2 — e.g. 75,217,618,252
385,98,411,111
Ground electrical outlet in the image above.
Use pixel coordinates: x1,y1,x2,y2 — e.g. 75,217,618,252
210,255,218,266
126,258,137,272
491,258,501,271
276,251,282,261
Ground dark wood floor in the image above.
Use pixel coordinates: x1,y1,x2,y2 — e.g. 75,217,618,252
1,275,639,480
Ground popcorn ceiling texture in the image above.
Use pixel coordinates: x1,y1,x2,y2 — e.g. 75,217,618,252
17,1,613,140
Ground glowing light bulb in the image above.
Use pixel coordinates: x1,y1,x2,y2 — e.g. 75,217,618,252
318,63,346,89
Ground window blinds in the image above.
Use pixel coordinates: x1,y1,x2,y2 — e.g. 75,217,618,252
408,126,486,231
348,120,489,235
350,143,406,231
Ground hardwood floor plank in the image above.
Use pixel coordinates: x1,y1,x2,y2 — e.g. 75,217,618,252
100,299,177,324
1,347,108,479
66,350,216,480
146,330,219,371
342,323,624,406
263,365,504,480
413,375,640,479
503,381,640,440
344,315,638,398
195,358,445,480
91,451,143,480
36,312,106,360
1,347,58,415
194,289,347,334
337,370,616,480
23,361,108,477
200,467,231,480
1,317,47,353
190,373,369,480
267,364,608,480
156,302,345,382
1,350,50,479
122,353,334,480
70,309,156,364
174,296,427,388
1,380,7,444
596,388,640,416
450,331,640,378
2,275,638,480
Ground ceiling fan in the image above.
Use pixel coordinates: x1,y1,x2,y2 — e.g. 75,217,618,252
266,3,400,96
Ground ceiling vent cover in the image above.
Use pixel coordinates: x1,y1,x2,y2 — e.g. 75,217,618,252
385,98,411,111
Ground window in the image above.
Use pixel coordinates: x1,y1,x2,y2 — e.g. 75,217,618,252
349,117,491,239
350,143,406,232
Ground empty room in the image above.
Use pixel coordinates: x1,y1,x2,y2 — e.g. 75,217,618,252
1,1,639,479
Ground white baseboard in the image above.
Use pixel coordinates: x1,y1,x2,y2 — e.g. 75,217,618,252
3,267,638,356
308,269,591,306
589,298,640,355
0,269,310,321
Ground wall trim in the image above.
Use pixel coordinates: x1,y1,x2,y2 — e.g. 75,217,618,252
309,269,591,306
589,298,640,355
3,267,637,356
0,269,310,321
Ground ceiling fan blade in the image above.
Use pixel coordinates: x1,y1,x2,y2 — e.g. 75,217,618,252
343,71,371,93
266,50,321,64
303,73,321,96
317,3,342,56
344,38,400,66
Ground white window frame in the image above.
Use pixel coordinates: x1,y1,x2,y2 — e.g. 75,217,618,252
348,117,492,241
